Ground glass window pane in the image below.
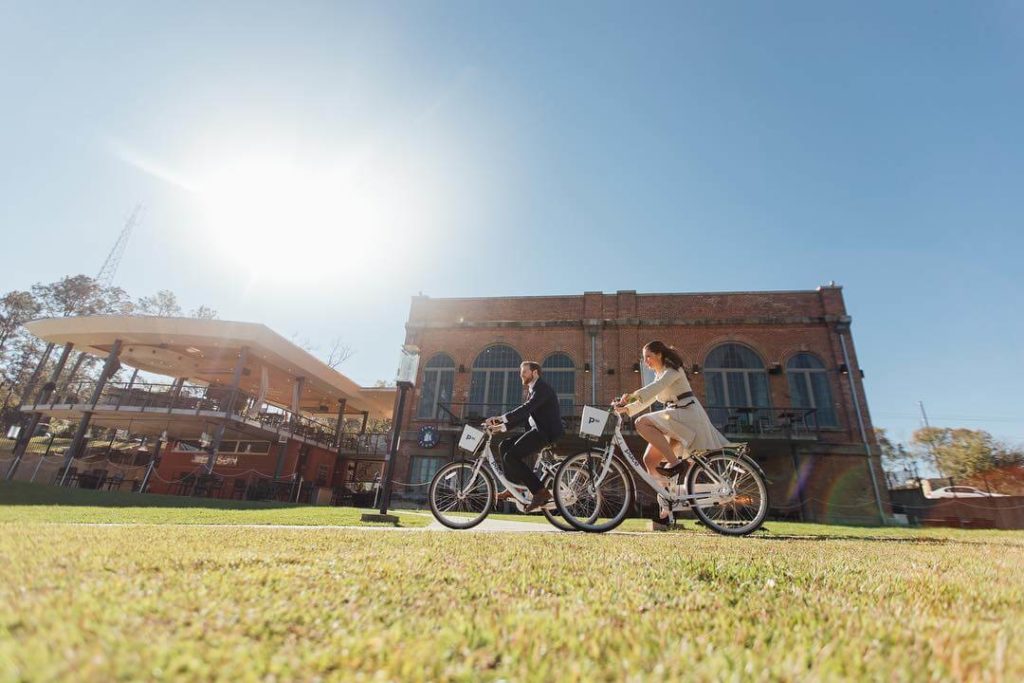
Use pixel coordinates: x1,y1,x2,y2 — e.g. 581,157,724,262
810,372,838,426
705,372,725,406
788,372,812,408
417,371,438,418
726,372,748,406
787,353,824,370
748,372,771,408
425,353,456,369
504,371,522,412
706,343,764,369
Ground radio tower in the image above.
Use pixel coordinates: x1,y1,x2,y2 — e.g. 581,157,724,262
96,204,142,287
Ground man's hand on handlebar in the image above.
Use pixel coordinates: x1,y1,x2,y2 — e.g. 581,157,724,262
484,416,507,434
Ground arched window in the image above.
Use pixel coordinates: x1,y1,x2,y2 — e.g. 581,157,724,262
704,344,772,427
467,345,523,419
417,354,455,419
786,353,838,427
542,353,576,417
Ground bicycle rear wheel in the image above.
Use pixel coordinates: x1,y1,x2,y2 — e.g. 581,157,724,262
553,450,633,533
686,451,769,536
429,461,495,529
540,473,577,531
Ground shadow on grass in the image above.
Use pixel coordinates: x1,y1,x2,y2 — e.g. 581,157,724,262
752,531,1024,547
0,480,306,511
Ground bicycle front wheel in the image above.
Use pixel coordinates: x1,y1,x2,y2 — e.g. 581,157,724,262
553,450,633,533
686,451,769,536
429,461,495,529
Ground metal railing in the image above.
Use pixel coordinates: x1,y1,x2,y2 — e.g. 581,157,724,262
19,380,345,451
431,402,819,439
705,406,820,438
337,433,390,458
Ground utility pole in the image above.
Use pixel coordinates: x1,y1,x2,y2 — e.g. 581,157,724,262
918,400,941,477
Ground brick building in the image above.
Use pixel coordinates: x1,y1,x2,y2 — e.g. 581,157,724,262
393,285,889,524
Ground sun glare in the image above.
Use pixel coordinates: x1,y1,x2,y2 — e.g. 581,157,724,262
194,152,439,284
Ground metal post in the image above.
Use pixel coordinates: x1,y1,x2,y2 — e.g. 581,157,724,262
789,444,807,522
378,380,412,515
334,398,348,450
205,347,248,474
30,432,58,483
272,438,289,480
59,340,122,486
7,342,73,480
56,352,88,404
837,326,885,523
139,436,164,493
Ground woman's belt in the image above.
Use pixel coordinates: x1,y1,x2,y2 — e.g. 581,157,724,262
664,391,695,408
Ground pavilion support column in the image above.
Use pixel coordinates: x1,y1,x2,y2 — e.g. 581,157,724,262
360,411,369,435
167,377,184,414
57,352,89,402
272,438,289,481
290,376,306,427
59,340,122,486
333,398,347,450
6,342,73,480
139,434,165,494
205,347,248,475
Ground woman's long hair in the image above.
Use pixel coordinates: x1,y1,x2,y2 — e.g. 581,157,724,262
644,340,685,371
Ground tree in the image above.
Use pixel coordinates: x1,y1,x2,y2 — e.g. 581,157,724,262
136,290,182,317
876,428,914,471
324,336,354,369
0,291,40,356
189,305,218,320
31,275,133,318
912,427,1024,480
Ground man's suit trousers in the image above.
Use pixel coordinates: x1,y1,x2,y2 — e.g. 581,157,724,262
499,429,546,494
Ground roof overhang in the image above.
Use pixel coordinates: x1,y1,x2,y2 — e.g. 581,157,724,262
24,316,395,418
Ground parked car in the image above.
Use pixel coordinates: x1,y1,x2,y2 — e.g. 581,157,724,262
929,486,1008,498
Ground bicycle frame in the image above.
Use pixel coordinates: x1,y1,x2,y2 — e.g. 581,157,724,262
459,427,558,511
595,413,741,509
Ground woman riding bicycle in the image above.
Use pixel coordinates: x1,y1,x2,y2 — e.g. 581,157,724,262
613,340,733,522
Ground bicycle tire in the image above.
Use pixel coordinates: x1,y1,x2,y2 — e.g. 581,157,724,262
553,449,633,533
540,472,577,532
686,450,769,536
428,461,495,529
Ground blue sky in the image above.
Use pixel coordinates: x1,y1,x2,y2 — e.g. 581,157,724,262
1,1,1021,447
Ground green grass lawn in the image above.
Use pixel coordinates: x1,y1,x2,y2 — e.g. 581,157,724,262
0,481,431,528
2,482,1023,681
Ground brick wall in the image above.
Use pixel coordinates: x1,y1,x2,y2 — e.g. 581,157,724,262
396,285,889,523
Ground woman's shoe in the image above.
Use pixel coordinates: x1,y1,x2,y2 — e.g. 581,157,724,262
655,459,688,478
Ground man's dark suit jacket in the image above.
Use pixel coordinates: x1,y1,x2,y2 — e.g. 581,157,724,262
502,377,565,443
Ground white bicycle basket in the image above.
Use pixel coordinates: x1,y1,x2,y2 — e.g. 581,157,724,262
458,424,486,452
579,405,610,439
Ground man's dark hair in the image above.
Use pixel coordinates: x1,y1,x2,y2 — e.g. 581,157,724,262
521,361,542,374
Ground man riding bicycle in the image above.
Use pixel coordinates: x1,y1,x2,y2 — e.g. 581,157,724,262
485,361,564,512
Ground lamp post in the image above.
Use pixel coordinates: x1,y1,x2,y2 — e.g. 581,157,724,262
362,344,419,523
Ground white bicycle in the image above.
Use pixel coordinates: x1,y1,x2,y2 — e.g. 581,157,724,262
553,408,770,535
428,424,588,531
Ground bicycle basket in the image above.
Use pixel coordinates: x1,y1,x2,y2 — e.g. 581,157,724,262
579,405,610,439
458,425,485,452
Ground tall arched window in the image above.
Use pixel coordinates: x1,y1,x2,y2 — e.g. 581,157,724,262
786,353,838,427
417,354,455,419
467,345,523,419
542,353,576,417
704,344,772,426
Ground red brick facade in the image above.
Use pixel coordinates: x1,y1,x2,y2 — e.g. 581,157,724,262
394,286,889,523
